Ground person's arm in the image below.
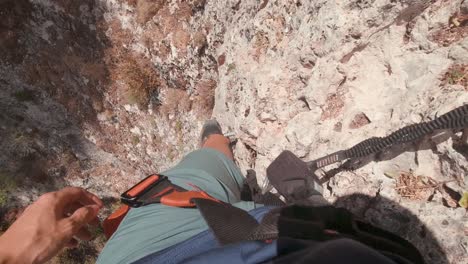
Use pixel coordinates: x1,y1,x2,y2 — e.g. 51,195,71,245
0,187,103,264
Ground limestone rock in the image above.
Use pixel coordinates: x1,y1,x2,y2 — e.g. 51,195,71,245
212,0,468,262
449,38,468,64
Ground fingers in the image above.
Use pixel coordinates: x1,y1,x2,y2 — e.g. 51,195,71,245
65,202,82,216
64,204,98,242
66,238,79,248
89,216,100,227
75,227,93,241
65,202,101,227
52,188,103,247
70,205,100,226
56,187,103,209
63,205,100,238
64,201,101,242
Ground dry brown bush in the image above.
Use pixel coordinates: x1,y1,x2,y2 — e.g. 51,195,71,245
394,171,437,200
117,55,161,109
193,79,216,117
431,13,468,46
440,64,468,89
158,88,192,117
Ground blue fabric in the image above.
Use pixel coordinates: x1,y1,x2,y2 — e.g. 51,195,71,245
133,206,277,264
184,241,276,264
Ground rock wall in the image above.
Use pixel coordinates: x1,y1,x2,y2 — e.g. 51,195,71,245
0,0,467,263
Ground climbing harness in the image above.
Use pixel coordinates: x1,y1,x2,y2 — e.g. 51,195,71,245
103,174,221,238
104,172,424,264
103,172,282,238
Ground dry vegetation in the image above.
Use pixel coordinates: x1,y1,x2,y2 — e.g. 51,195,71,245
157,88,192,117
251,31,270,62
441,64,468,89
431,12,468,46
0,172,17,208
390,171,461,208
394,171,439,200
193,79,217,117
320,85,347,121
116,55,161,109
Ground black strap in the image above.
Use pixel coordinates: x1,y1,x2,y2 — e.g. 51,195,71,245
274,238,408,264
192,198,270,244
308,104,468,170
240,169,285,206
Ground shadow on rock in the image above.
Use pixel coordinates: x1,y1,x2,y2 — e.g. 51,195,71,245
0,0,112,216
333,193,449,264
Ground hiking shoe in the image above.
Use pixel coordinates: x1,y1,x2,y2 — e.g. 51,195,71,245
200,119,223,146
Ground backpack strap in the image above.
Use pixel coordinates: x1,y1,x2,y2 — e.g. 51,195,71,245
240,169,285,206
194,200,424,264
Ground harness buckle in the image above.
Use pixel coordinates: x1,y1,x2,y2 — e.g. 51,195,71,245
120,174,219,208
104,174,220,239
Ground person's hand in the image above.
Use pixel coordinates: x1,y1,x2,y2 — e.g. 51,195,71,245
0,187,103,264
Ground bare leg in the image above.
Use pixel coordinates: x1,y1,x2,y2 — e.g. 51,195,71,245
202,134,234,161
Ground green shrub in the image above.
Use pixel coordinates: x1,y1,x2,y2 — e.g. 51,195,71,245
12,89,35,102
131,135,140,145
0,172,17,207
175,120,183,133
0,190,8,208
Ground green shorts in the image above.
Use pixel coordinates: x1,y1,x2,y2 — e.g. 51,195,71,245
97,148,258,264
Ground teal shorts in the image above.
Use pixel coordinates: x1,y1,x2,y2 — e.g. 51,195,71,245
97,148,259,264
